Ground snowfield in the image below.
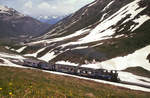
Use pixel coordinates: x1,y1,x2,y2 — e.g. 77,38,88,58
80,45,150,71
99,45,150,71
118,71,150,87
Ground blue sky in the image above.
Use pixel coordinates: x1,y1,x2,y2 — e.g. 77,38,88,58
0,0,94,17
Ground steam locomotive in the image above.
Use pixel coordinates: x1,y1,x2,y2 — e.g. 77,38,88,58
23,59,120,82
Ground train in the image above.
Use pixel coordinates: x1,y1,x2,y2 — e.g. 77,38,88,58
23,59,120,82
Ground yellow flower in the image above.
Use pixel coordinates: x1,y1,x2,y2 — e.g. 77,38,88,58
9,82,13,86
9,92,13,96
30,85,32,88
0,88,2,90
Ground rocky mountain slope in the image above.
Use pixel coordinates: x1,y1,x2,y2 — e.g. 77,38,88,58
22,0,150,65
0,5,50,42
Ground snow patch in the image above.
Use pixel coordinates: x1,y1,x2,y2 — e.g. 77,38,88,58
28,29,90,45
79,0,146,44
0,52,25,60
88,0,98,7
131,15,150,31
91,43,103,48
102,1,114,11
99,45,150,71
5,46,10,50
80,45,150,71
16,46,27,53
0,5,9,12
81,63,101,69
56,61,78,66
24,47,46,57
119,71,150,86
114,34,125,38
38,51,56,62
0,57,24,68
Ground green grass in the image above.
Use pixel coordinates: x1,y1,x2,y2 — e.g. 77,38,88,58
0,66,150,98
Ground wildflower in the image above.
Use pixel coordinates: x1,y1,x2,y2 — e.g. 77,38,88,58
9,92,13,96
9,82,13,86
107,94,110,97
30,85,32,88
0,88,2,90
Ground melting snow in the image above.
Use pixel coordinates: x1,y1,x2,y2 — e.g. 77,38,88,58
38,51,56,62
102,1,114,11
52,0,147,47
81,45,150,71
28,29,90,45
56,61,78,66
114,34,125,38
0,57,24,68
88,0,98,7
119,71,150,86
5,46,10,50
131,15,150,31
99,13,107,22
99,45,150,71
79,0,146,44
0,5,9,13
81,63,100,69
16,46,27,53
0,52,25,60
24,47,46,57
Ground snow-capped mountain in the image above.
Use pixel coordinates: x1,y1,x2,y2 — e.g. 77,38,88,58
37,15,66,25
0,5,50,42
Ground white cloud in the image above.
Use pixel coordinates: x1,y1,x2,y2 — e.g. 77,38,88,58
38,2,51,9
24,1,32,9
1,0,95,17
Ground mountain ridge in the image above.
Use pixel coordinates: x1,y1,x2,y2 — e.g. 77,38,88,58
21,0,150,64
0,5,50,43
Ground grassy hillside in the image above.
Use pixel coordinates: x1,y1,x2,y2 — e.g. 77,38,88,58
0,66,149,98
